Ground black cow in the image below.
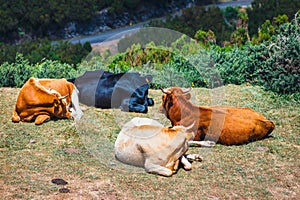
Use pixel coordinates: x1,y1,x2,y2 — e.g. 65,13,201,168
69,70,154,113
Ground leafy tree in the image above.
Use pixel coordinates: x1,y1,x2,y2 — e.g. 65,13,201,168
247,0,300,36
150,5,230,45
0,0,105,41
0,39,91,66
194,30,216,46
230,27,248,46
251,14,289,44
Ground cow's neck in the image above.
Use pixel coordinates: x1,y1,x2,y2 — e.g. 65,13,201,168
169,96,211,126
168,96,213,140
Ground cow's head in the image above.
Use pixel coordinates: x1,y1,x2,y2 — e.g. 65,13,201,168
49,90,70,119
158,87,191,115
118,74,154,113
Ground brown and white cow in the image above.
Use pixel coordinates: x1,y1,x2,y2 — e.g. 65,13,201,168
114,117,210,177
12,77,83,125
159,87,275,145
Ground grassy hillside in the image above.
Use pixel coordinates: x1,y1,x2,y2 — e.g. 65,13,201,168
0,85,299,199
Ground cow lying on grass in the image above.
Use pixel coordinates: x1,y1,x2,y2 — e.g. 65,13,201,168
69,70,154,113
12,77,83,125
159,87,275,145
115,117,214,177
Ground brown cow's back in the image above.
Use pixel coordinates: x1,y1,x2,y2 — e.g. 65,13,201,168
204,106,275,145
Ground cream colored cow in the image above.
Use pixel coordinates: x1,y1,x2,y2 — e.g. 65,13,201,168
114,117,208,177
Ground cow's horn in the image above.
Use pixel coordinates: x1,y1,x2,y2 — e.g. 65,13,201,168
183,122,195,130
160,88,171,94
182,87,192,94
59,95,68,99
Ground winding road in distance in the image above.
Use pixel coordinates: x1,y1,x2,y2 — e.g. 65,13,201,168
69,0,253,44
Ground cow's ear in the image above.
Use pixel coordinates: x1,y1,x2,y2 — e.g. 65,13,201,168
53,99,59,107
183,93,191,100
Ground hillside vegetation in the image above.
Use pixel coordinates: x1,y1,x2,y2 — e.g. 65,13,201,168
0,0,189,42
1,12,299,96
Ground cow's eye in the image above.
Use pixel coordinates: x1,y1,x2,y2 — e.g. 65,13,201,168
167,96,173,109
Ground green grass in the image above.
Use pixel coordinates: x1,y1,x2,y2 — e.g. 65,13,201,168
0,85,299,199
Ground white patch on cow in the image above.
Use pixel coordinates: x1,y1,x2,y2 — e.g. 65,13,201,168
188,140,216,147
71,86,83,121
47,88,61,96
126,117,163,128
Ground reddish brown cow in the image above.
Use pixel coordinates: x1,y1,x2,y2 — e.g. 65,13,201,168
12,77,82,125
158,87,275,145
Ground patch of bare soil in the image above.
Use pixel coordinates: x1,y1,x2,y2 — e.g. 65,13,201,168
91,40,120,57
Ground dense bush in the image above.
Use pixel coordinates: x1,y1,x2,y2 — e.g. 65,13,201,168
211,46,253,85
108,42,174,72
211,13,300,94
106,13,299,94
0,54,33,87
0,54,77,87
145,55,205,89
252,16,300,94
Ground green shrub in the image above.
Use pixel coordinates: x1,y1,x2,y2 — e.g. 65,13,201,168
211,13,300,94
0,54,77,87
107,42,174,72
156,55,202,88
0,54,34,87
211,45,253,85
35,60,77,79
0,39,91,66
252,15,300,94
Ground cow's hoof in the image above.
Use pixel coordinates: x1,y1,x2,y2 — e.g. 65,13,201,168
185,154,203,162
11,116,20,123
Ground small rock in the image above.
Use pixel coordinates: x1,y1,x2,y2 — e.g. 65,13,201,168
51,178,68,186
59,187,70,193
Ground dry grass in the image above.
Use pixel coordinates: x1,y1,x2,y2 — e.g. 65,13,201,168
0,85,299,200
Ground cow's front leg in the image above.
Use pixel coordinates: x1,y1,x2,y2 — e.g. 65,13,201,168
180,156,192,171
11,109,20,123
35,115,50,125
144,160,173,177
